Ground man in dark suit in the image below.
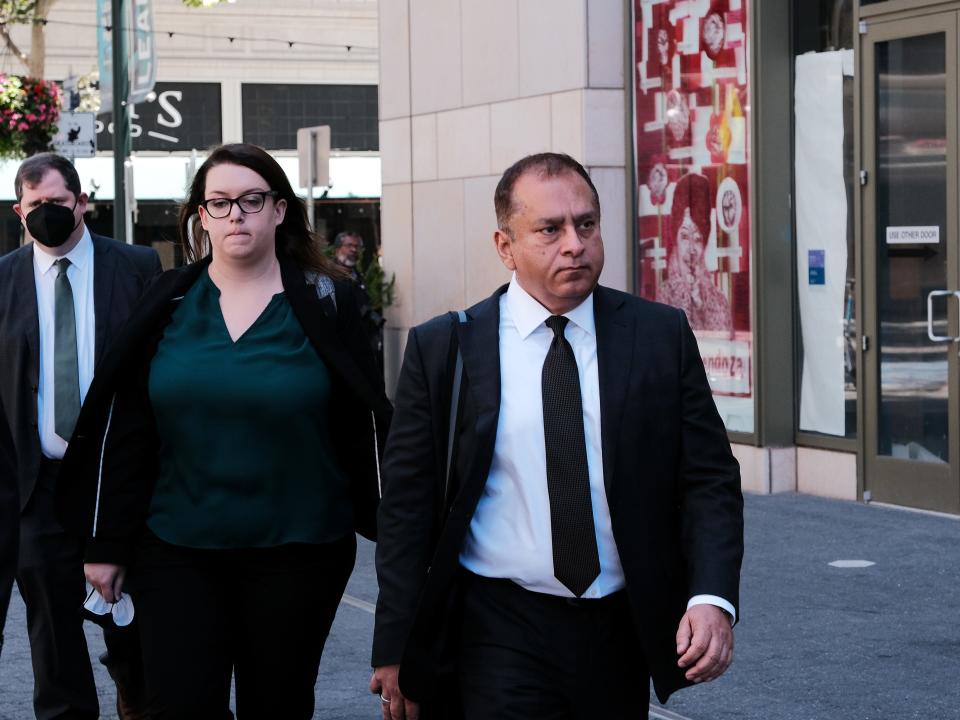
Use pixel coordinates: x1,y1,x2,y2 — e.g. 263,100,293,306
370,153,743,720
0,153,160,719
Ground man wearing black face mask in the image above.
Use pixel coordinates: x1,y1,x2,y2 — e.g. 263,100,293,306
0,153,161,720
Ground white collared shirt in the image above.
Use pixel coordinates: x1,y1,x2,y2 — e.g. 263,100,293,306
459,275,625,598
459,275,736,620
33,228,95,459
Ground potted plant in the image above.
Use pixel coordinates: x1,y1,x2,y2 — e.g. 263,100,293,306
0,74,60,159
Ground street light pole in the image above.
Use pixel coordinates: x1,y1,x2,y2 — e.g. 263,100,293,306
110,0,130,243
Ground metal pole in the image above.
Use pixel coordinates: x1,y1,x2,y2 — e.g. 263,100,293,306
111,0,130,243
307,129,316,231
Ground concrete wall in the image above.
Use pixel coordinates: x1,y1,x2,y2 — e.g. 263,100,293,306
378,0,631,391
732,443,858,501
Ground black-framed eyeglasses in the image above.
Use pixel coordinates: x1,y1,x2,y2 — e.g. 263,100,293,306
200,191,278,219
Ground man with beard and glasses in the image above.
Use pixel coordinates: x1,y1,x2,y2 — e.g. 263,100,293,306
0,153,160,719
334,231,385,366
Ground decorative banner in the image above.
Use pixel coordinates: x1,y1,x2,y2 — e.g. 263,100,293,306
634,0,753,429
96,0,157,111
130,0,157,105
96,0,112,110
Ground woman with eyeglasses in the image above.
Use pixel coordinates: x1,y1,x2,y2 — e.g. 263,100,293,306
55,143,392,718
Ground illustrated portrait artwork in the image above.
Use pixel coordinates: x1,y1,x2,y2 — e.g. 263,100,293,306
635,0,752,400
656,173,733,332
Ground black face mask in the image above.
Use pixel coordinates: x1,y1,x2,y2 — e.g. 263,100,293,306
26,202,80,248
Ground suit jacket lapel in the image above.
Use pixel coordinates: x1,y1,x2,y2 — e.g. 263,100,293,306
594,285,634,495
428,287,504,569
92,235,117,365
279,256,384,412
14,244,41,386
457,287,504,420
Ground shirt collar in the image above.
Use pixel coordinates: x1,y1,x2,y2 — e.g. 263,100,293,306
33,226,92,276
506,273,596,340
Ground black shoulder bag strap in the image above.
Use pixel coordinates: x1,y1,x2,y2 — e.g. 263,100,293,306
443,310,468,514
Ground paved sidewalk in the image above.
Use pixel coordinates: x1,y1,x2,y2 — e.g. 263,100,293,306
654,494,960,720
1,493,958,719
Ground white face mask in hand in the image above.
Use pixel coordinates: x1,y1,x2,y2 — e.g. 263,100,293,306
82,588,135,627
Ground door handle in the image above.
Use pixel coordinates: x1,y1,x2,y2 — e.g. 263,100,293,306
926,290,960,342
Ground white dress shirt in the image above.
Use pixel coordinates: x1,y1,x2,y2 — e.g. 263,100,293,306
460,276,622,598
33,229,96,459
459,276,736,619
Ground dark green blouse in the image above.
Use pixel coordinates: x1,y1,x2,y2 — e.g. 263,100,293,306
146,269,352,548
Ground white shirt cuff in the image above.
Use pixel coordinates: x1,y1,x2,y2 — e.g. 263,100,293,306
687,594,737,625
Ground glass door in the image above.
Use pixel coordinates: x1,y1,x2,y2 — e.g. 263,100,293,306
862,12,960,513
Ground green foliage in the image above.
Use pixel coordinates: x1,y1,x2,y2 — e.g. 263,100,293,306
180,0,233,7
323,240,396,311
0,74,60,159
361,254,396,312
0,1,37,24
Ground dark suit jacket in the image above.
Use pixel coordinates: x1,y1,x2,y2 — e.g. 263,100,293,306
373,284,743,705
0,232,161,647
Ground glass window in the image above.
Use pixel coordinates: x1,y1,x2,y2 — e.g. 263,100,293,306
793,0,856,439
633,0,754,433
241,84,378,151
875,34,949,463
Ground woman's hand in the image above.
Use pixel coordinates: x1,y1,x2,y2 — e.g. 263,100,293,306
84,563,126,604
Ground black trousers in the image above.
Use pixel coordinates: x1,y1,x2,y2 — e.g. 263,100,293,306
457,572,649,720
130,531,356,720
16,458,144,720
0,455,16,659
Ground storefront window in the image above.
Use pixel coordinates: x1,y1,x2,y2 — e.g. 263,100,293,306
633,0,754,433
793,0,856,439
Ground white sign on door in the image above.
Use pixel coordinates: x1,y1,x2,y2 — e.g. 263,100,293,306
886,226,940,244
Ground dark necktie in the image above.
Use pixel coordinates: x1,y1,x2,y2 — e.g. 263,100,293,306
54,258,81,441
542,315,601,597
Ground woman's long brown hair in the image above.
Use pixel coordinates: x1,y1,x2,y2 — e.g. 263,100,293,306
178,143,346,279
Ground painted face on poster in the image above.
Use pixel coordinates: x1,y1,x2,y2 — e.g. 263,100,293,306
647,162,669,206
716,177,742,234
703,12,726,59
665,90,691,146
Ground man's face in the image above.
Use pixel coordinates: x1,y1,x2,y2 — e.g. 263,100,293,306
494,170,604,314
14,169,87,248
336,235,363,268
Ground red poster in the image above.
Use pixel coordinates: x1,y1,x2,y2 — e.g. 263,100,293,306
634,0,752,405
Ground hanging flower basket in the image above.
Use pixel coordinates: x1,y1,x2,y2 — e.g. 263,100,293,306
0,75,61,160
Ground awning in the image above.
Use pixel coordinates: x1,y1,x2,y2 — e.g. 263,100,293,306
0,154,381,202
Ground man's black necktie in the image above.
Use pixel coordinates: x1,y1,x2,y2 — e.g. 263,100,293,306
542,315,600,597
54,258,81,441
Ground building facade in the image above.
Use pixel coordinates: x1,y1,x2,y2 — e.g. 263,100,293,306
378,0,960,516
0,0,382,264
